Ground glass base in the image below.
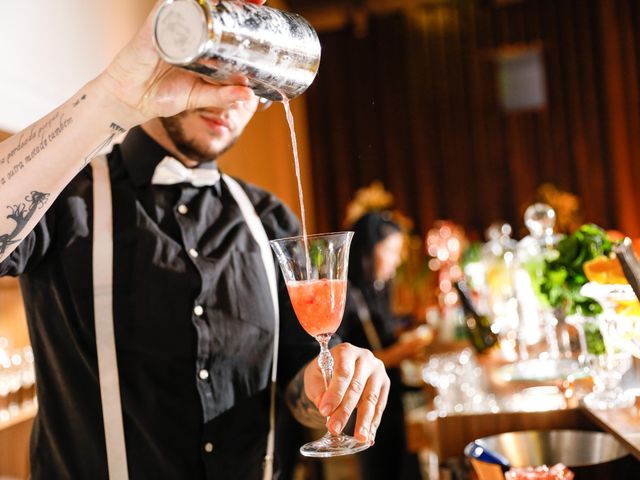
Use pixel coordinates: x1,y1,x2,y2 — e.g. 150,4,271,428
583,389,635,410
299,432,370,458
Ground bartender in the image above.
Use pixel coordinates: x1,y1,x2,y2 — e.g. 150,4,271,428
0,1,390,479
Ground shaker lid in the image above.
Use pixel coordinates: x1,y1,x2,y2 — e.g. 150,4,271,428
154,0,208,65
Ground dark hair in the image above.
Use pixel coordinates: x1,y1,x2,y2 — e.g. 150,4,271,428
348,211,402,288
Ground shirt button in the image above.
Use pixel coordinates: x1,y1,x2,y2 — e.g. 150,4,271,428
199,369,209,380
204,442,214,453
189,248,199,258
177,204,188,215
193,305,204,317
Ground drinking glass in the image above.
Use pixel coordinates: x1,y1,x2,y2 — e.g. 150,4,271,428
422,349,499,415
580,283,636,409
584,351,633,409
270,231,369,457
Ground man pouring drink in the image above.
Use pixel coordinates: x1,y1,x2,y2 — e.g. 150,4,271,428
0,1,389,478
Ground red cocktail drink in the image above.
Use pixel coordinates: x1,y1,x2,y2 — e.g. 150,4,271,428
287,279,347,337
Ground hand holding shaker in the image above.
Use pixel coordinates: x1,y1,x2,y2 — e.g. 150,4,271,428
153,0,321,101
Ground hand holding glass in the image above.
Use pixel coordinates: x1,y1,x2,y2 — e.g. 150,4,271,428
270,231,370,457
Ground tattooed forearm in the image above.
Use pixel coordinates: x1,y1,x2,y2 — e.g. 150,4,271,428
0,111,74,186
73,94,87,107
0,191,50,255
83,122,126,166
0,94,88,186
285,367,326,428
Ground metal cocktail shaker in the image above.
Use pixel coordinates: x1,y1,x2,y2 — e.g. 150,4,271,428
153,0,321,101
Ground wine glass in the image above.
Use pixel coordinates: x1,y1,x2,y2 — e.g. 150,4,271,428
270,231,370,457
580,282,635,409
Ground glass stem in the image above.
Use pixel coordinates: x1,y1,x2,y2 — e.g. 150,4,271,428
316,334,333,391
546,310,561,360
316,333,337,438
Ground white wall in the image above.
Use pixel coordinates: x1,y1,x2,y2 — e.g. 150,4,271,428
0,0,155,132
0,0,315,228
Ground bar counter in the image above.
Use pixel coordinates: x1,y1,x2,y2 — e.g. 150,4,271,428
404,345,640,465
583,404,640,460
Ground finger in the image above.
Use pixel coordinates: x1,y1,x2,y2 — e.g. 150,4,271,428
350,373,385,443
365,377,390,445
326,358,370,435
187,82,255,110
134,0,169,53
318,344,357,417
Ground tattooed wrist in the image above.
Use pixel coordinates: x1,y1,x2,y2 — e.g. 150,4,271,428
285,367,326,428
83,122,126,165
110,122,125,134
0,191,50,255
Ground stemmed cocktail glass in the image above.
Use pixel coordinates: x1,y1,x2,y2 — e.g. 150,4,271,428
580,282,635,409
270,231,370,457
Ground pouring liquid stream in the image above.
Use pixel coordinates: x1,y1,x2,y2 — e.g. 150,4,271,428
280,96,311,277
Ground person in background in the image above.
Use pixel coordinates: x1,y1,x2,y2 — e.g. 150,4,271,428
0,1,389,478
339,211,433,480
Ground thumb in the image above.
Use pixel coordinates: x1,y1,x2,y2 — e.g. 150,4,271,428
303,361,328,408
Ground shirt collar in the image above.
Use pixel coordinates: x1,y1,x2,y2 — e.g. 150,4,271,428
119,127,221,194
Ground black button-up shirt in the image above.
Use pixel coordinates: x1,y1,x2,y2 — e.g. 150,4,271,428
0,128,316,479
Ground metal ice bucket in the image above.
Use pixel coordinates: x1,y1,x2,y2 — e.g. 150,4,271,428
467,430,636,480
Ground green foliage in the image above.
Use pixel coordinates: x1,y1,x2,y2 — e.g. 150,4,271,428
539,224,613,316
461,242,483,267
584,319,606,355
309,240,325,267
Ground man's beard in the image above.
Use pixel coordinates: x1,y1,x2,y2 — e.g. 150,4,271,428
161,114,237,164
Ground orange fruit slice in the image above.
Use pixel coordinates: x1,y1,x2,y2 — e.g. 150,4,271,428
607,230,626,242
615,300,640,316
583,255,628,284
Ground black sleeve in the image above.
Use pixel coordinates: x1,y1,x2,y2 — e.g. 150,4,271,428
238,179,318,387
336,288,370,350
276,281,319,388
0,165,94,278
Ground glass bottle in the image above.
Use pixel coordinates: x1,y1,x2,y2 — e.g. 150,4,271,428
481,223,518,359
455,280,500,354
517,204,562,359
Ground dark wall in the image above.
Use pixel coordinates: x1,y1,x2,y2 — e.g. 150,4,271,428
305,0,640,238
